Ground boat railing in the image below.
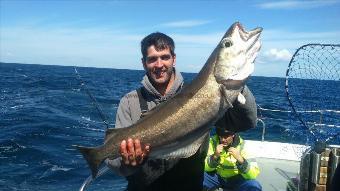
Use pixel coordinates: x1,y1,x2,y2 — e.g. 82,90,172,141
257,118,266,142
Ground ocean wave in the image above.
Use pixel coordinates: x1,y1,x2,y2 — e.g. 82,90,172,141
10,105,24,109
0,140,26,154
65,124,105,133
51,165,72,172
39,165,73,179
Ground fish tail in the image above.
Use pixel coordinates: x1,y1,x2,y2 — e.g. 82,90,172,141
76,145,103,178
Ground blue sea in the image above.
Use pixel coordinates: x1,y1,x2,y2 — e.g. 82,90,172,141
1,62,339,191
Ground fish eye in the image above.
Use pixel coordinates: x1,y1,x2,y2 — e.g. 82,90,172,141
221,38,233,48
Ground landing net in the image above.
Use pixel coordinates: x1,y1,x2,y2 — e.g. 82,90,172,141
285,44,340,144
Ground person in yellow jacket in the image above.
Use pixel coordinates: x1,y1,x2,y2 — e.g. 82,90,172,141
204,127,262,191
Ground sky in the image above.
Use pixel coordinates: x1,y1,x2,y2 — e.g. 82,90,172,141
1,0,340,77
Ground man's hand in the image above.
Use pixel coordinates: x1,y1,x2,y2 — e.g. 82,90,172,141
214,144,225,158
227,147,244,164
120,138,150,166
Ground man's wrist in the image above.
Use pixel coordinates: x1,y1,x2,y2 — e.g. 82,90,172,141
236,159,249,173
237,156,245,164
208,154,220,168
213,152,220,159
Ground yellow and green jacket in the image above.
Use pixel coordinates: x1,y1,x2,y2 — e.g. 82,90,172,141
204,135,260,180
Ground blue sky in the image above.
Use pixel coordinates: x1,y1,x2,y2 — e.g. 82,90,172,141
1,0,340,77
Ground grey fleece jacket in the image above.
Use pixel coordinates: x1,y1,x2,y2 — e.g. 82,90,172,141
115,69,184,129
106,69,257,189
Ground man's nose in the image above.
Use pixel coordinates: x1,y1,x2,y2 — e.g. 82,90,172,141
154,58,164,67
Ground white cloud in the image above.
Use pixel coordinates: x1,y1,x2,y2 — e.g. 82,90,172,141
254,48,293,77
257,0,339,9
161,20,212,28
263,48,292,61
1,24,340,77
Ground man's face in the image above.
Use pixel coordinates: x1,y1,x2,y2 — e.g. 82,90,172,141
143,45,176,85
219,134,235,146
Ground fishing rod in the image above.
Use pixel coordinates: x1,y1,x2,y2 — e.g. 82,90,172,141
74,67,111,129
74,67,113,190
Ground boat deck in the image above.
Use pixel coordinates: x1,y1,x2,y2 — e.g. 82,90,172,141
244,140,309,191
256,157,299,191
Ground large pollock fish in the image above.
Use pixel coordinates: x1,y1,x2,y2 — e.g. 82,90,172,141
77,22,262,178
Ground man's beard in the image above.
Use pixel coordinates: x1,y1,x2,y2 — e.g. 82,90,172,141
149,67,174,85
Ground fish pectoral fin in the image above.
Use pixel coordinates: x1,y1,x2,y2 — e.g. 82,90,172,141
221,78,247,90
219,80,246,108
237,92,246,104
219,85,233,108
150,133,209,160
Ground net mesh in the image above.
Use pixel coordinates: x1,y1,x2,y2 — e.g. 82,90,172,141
285,44,340,144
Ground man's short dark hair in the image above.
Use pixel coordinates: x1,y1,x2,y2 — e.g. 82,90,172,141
141,32,175,62
216,126,235,136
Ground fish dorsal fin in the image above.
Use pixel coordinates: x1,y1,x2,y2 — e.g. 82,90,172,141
150,132,209,160
104,128,121,143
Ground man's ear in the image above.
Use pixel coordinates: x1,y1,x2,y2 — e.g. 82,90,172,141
142,58,146,70
172,54,176,67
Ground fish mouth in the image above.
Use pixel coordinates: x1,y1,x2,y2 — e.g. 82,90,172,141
246,29,262,53
235,22,262,40
223,22,262,52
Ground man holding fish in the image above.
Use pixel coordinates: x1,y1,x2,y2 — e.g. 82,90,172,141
78,22,262,191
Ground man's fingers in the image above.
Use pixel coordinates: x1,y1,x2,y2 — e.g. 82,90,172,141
127,138,137,166
138,144,151,164
134,139,142,156
127,138,135,154
120,140,129,165
120,139,150,166
134,139,143,164
217,144,224,152
144,144,150,154
228,147,240,157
